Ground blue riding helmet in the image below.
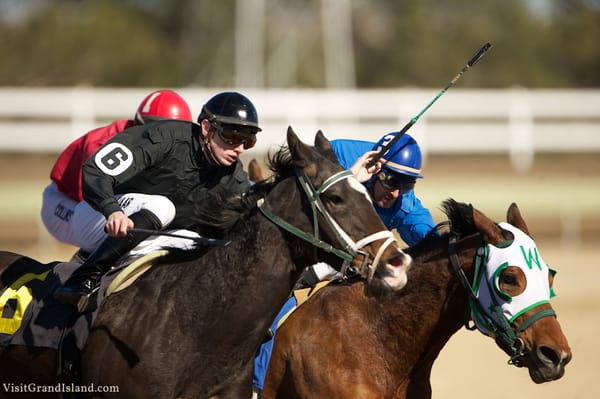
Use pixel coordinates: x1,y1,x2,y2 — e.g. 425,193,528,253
372,133,423,178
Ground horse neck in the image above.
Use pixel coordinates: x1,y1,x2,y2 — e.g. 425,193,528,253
376,234,481,372
261,178,338,271
153,187,312,364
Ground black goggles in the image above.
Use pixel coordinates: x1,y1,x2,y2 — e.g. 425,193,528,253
377,170,416,191
213,124,257,149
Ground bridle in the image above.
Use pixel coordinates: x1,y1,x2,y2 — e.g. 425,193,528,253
448,230,556,367
258,167,397,282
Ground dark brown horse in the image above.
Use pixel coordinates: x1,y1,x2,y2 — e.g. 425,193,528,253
0,127,410,398
263,199,572,399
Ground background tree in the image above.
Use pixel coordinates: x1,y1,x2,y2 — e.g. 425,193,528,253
0,0,597,88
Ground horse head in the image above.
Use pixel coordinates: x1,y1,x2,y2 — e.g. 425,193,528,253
260,126,411,292
461,201,572,383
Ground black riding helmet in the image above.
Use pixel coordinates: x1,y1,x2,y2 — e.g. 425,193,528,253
198,91,262,132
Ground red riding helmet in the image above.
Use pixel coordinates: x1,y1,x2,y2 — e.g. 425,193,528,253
135,89,193,124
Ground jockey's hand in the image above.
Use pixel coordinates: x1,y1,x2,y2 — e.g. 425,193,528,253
350,150,382,183
105,211,133,237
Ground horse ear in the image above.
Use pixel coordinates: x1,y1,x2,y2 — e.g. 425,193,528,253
314,130,332,150
287,126,317,176
472,207,505,245
506,202,530,236
314,130,340,163
248,158,264,182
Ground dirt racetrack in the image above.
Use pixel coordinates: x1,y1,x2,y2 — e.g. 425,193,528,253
0,151,599,398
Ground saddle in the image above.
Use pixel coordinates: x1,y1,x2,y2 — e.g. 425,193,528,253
0,250,168,351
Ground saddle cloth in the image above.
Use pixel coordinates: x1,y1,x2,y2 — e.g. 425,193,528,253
0,251,167,351
275,280,330,330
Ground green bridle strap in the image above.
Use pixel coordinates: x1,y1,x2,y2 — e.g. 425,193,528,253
257,200,354,261
516,308,556,334
256,167,360,263
294,168,358,256
448,232,532,361
448,233,507,339
470,244,518,344
307,169,353,200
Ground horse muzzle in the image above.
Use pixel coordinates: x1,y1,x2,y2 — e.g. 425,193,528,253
346,240,411,292
527,344,571,383
377,249,412,291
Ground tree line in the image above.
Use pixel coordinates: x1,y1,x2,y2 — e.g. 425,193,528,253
0,0,598,88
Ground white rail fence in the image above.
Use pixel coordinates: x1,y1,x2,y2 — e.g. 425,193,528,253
1,87,599,172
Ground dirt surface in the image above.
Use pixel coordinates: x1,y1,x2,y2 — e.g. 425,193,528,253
0,151,599,397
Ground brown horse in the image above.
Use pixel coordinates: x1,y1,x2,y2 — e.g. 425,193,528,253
0,127,410,398
263,199,572,399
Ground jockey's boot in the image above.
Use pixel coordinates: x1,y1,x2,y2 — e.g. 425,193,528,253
53,209,162,313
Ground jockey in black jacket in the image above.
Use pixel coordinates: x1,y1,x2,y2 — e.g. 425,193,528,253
54,91,262,312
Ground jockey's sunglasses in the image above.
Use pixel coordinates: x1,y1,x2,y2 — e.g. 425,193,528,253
377,170,416,191
213,123,257,149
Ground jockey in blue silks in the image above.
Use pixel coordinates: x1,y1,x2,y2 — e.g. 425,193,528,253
252,132,436,395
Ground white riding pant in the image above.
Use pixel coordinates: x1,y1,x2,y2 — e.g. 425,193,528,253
41,182,197,255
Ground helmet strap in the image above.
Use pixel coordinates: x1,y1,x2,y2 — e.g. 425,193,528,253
199,122,221,166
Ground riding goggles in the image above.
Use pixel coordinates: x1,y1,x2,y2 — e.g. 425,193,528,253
214,123,258,149
377,170,416,191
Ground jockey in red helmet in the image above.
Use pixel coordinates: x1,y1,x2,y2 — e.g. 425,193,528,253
135,89,193,124
53,91,261,313
41,90,192,253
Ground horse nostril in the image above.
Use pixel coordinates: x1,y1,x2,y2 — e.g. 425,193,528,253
538,345,562,366
387,253,410,269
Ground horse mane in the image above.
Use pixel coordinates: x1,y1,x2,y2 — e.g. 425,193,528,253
159,141,346,263
406,198,476,256
440,198,477,236
266,144,296,179
159,146,295,263
159,145,298,262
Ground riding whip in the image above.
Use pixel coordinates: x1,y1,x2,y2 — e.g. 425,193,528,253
366,42,493,169
128,228,231,246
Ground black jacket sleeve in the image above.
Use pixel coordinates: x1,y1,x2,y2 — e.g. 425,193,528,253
81,125,172,217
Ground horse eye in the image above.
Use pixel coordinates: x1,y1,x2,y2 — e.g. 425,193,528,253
501,273,518,286
323,194,344,205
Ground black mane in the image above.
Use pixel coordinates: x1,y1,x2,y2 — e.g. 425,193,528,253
188,145,296,239
440,198,477,236
406,198,476,256
159,145,303,262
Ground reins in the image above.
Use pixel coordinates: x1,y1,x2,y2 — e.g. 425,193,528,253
447,230,556,367
258,167,396,281
257,199,353,262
